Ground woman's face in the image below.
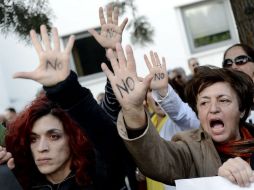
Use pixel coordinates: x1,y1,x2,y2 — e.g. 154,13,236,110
197,82,242,143
224,46,254,81
30,114,71,183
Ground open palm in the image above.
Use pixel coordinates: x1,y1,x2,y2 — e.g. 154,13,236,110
101,43,152,111
144,51,168,96
13,25,75,87
89,6,128,50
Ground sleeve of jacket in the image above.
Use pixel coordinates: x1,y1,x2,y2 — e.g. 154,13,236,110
152,84,200,130
117,110,194,185
100,78,121,123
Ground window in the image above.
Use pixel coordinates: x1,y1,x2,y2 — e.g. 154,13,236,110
181,0,238,53
62,28,107,80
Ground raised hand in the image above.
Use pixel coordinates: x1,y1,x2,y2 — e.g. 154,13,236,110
101,43,153,128
89,5,128,50
144,51,168,97
218,157,254,187
13,25,75,87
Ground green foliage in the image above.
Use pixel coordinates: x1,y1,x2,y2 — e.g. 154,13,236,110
0,0,52,42
129,16,154,46
109,0,154,46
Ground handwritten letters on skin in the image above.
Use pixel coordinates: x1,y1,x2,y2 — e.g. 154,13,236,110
115,72,165,98
116,77,135,98
46,59,63,70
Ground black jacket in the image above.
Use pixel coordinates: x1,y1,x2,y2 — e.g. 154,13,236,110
44,71,135,190
31,173,94,190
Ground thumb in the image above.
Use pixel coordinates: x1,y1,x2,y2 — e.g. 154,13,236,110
13,71,36,80
7,158,15,170
143,74,153,90
88,29,101,42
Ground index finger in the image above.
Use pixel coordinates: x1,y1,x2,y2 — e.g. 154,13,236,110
30,29,43,54
116,43,127,68
162,57,167,71
64,35,75,54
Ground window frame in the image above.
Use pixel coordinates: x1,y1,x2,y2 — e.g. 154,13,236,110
181,0,238,54
61,27,106,83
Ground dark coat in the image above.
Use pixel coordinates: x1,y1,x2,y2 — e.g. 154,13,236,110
44,71,135,190
31,173,94,190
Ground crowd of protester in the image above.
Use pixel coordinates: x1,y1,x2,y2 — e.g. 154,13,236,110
0,4,254,190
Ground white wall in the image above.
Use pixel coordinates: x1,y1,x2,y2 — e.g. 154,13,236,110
0,34,41,112
0,0,239,111
0,63,9,113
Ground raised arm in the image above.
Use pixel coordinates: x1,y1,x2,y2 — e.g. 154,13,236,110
102,43,194,184
89,5,128,51
14,25,74,86
144,51,200,130
90,5,128,123
13,25,133,189
102,43,152,129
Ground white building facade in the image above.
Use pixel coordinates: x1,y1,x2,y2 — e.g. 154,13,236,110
0,0,239,112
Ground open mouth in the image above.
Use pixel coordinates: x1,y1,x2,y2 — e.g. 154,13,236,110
209,119,224,134
210,119,224,128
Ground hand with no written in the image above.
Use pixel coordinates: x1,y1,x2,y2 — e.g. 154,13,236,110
13,25,75,87
89,5,128,50
101,43,153,128
144,51,168,97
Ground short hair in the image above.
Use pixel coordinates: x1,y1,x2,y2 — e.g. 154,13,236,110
185,66,254,123
5,95,94,189
223,44,254,67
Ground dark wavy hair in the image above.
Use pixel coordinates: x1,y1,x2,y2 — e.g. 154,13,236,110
185,66,254,123
5,95,94,189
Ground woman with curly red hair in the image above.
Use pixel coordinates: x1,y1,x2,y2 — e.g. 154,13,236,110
5,95,94,190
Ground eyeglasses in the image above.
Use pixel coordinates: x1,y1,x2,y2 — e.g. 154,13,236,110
222,55,253,68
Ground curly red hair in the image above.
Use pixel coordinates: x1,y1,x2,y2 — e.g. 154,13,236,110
5,95,94,189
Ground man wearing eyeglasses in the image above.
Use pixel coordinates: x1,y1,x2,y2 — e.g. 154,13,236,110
223,43,254,124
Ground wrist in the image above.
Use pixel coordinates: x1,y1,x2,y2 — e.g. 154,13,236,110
158,86,168,97
122,106,147,129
